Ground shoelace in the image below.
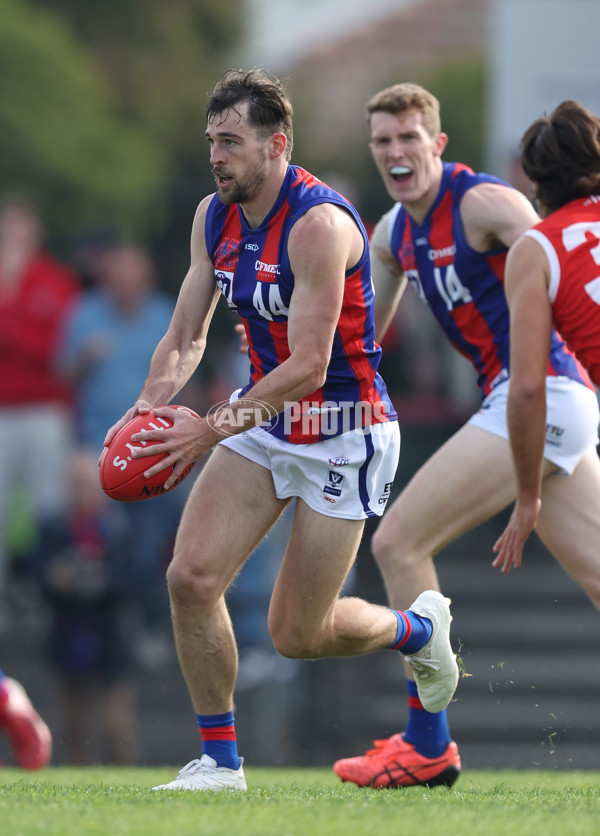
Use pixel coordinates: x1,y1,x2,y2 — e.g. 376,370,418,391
365,739,392,757
177,759,204,776
406,655,441,678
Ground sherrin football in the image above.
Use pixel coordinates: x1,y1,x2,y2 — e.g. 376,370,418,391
99,405,200,502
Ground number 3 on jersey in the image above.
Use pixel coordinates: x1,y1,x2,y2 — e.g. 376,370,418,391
562,221,600,304
253,282,289,320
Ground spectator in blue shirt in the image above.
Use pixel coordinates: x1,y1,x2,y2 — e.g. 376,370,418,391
58,244,184,655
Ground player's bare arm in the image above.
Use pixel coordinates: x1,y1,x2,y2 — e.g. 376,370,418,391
137,197,220,406
493,235,553,571
460,182,540,251
370,211,407,343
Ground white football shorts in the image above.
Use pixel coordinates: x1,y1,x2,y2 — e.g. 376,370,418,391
218,420,400,520
468,376,599,475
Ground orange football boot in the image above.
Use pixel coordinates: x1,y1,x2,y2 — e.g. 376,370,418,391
333,733,460,788
0,678,52,770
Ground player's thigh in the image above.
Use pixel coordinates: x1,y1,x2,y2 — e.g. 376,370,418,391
377,423,517,556
536,447,600,605
268,498,365,630
173,444,288,587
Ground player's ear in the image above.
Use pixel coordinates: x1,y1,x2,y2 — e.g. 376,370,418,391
270,132,287,159
434,132,449,157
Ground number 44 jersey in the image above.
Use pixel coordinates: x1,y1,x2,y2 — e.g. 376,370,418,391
388,161,591,399
205,164,396,443
525,194,600,387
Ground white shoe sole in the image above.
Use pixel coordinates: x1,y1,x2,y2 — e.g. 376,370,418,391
404,590,459,713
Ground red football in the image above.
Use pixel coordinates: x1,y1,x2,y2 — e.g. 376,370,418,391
99,405,200,502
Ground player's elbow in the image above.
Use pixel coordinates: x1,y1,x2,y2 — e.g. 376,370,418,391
288,338,332,394
308,366,328,393
287,359,328,397
509,377,546,407
301,357,329,393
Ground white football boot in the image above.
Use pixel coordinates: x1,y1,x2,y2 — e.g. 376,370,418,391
152,754,247,791
403,590,459,713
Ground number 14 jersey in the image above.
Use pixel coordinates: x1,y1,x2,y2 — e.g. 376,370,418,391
205,164,396,443
388,161,591,398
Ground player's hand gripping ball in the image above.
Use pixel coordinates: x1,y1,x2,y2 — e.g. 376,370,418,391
99,405,200,502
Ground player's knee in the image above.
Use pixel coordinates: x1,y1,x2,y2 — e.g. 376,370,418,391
272,634,318,659
166,560,221,609
268,618,320,659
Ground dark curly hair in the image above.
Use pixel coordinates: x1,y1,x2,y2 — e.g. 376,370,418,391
520,99,600,214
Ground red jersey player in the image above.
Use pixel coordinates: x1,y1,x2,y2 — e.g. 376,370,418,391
494,99,600,572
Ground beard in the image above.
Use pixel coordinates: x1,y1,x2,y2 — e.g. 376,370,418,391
214,157,269,205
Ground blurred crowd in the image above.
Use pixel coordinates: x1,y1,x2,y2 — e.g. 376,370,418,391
0,193,201,765
0,191,305,766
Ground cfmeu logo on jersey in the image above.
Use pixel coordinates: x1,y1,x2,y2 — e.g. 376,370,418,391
206,398,279,436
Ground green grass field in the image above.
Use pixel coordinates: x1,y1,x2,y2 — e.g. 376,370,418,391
1,767,599,836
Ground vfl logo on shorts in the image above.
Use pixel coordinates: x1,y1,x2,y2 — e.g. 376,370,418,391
323,470,344,497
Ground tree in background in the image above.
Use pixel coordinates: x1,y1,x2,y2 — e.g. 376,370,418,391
0,0,164,243
29,0,243,158
1,0,244,271
27,0,245,289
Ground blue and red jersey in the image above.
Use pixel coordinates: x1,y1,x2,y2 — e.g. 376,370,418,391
205,165,396,442
388,162,593,398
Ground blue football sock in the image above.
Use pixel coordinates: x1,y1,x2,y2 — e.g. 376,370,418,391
387,608,433,654
403,679,451,758
196,711,240,770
